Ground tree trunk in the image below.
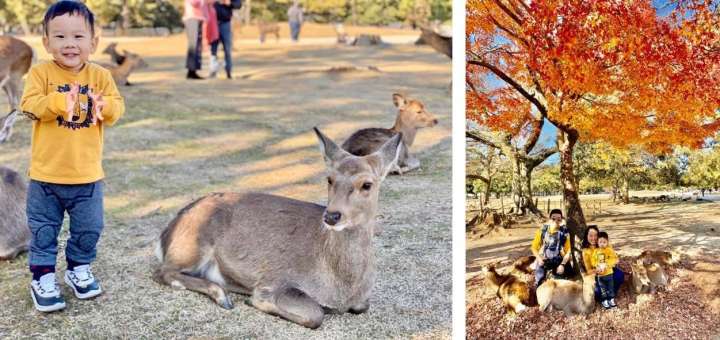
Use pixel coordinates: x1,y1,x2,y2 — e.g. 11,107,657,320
483,178,492,207
511,158,525,215
120,0,130,35
351,0,358,26
243,0,252,26
622,177,630,204
522,167,543,216
557,129,587,278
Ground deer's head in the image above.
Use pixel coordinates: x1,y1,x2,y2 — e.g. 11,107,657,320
102,42,118,55
393,93,438,129
314,127,402,232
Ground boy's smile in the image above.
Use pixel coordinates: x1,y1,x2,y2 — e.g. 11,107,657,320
43,13,97,73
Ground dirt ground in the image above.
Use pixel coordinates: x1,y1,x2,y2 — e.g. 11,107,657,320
0,26,451,339
466,194,720,339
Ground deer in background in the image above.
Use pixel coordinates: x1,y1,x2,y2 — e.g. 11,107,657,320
0,167,31,260
101,43,147,86
102,42,126,65
0,36,34,143
342,93,438,174
258,21,280,43
155,128,402,329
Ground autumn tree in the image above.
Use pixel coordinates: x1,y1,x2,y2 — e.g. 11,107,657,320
467,0,720,238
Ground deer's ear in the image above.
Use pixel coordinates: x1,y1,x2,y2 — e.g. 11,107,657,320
369,132,403,180
314,127,350,167
392,93,407,109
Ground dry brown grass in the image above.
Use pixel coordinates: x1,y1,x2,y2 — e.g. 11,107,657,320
0,32,451,339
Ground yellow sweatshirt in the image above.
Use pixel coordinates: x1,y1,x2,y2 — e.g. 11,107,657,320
21,61,124,184
588,246,618,276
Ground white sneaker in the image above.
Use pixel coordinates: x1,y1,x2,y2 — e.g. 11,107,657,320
30,273,66,312
64,265,102,299
209,55,219,78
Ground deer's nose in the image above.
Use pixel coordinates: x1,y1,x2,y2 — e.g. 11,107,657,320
324,211,342,226
432,119,438,125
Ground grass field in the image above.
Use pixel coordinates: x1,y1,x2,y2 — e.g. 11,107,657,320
0,26,452,339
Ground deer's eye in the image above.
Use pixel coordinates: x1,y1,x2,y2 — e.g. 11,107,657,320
361,182,373,191
327,177,333,185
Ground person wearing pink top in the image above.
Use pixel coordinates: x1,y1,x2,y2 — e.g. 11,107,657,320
184,0,214,79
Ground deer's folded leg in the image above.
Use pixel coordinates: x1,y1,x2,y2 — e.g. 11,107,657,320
249,285,325,329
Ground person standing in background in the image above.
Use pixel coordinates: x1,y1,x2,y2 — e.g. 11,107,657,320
287,1,303,42
209,0,240,79
183,0,207,79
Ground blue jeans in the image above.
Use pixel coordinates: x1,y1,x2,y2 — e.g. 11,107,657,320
211,20,233,76
595,267,624,301
597,273,615,300
534,257,564,287
27,180,104,267
290,21,301,41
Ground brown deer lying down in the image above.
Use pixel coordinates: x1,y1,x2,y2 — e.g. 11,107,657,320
101,52,147,87
155,128,402,329
631,257,668,294
342,93,438,174
0,36,34,143
485,265,534,315
102,42,125,65
0,167,31,260
536,273,597,315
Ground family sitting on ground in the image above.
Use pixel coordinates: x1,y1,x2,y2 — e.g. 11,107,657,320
531,209,625,310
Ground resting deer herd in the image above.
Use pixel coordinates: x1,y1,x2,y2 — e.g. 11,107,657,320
0,34,440,328
484,249,676,317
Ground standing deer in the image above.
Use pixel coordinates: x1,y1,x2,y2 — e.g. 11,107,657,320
0,36,34,143
155,128,402,329
342,93,438,174
258,21,280,43
0,167,31,260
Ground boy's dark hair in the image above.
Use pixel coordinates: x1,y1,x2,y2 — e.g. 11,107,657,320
598,231,609,241
549,209,563,217
43,1,95,37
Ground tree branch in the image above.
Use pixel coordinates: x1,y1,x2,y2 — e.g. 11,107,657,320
467,58,548,116
492,0,523,25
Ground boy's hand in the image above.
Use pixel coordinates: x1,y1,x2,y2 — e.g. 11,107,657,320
88,89,105,125
65,81,80,121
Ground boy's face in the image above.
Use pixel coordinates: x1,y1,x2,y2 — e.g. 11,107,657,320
598,237,608,248
43,13,97,73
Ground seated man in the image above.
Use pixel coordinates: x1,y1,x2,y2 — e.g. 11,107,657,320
531,209,572,287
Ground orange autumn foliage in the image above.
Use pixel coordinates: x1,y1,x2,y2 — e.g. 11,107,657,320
466,0,720,153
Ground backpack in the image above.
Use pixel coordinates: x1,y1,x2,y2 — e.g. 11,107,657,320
540,224,568,259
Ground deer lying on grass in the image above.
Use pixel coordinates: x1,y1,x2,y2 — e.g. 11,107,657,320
102,42,125,65
102,51,147,86
484,265,534,315
0,36,34,143
258,21,280,43
536,273,597,315
631,257,668,294
342,93,438,174
0,167,31,260
155,128,402,329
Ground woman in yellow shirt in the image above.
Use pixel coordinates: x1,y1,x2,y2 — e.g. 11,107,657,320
581,226,625,304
